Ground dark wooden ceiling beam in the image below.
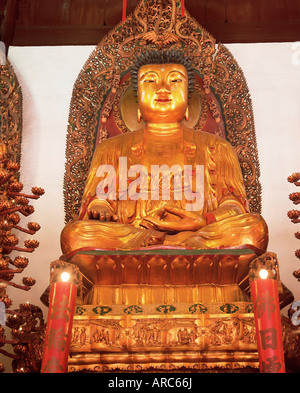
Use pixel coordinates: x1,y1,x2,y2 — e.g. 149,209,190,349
226,0,260,23
12,25,113,46
1,0,19,53
287,0,300,20
3,0,300,48
208,21,300,43
12,20,300,46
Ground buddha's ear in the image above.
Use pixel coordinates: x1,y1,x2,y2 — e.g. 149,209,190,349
184,107,189,122
137,108,142,123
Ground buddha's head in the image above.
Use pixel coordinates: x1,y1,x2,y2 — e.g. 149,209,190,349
131,50,194,124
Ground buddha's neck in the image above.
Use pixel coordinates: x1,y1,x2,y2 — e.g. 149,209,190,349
143,122,184,153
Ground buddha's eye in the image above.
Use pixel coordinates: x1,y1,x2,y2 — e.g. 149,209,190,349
144,79,156,83
170,79,182,83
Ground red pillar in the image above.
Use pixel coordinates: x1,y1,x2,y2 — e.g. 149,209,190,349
250,264,285,373
122,0,127,21
41,262,80,373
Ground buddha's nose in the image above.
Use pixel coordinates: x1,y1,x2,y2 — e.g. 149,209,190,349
156,80,171,94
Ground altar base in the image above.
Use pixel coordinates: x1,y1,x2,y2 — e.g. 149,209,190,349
68,302,259,372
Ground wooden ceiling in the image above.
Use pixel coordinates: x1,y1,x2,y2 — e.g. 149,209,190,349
1,0,300,52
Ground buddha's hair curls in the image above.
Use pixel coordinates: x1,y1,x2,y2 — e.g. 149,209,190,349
130,49,195,94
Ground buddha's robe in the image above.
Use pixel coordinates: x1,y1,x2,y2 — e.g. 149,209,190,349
61,128,268,255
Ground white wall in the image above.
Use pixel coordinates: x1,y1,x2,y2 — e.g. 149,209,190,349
2,43,300,369
5,46,94,314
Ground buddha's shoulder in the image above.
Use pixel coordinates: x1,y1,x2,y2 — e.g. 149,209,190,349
184,128,232,149
94,130,139,152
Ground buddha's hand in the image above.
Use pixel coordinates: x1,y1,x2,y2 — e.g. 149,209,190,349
141,205,206,233
87,207,119,222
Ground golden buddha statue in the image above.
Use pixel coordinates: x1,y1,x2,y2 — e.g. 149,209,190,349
60,50,268,304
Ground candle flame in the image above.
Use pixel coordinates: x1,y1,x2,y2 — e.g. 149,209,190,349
259,269,268,279
60,272,70,282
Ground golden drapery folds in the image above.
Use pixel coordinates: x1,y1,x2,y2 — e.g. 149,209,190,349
62,128,268,253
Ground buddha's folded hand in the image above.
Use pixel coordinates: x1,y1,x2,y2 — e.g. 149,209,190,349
141,205,206,233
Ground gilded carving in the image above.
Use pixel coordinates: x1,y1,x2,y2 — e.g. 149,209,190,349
0,61,23,166
68,303,259,371
63,0,261,223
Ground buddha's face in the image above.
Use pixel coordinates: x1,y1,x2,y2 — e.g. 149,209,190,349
137,63,188,124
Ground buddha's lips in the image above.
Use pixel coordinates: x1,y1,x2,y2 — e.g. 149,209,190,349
155,97,172,103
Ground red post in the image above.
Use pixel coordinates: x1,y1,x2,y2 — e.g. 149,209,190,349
41,270,78,373
181,0,185,17
251,273,285,373
122,0,127,21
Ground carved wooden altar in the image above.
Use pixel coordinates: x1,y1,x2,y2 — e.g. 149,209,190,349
69,301,258,372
